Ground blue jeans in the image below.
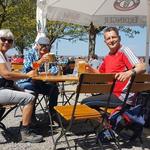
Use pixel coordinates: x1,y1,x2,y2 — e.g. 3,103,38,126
17,80,59,109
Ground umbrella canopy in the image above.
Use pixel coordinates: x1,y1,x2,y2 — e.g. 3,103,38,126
37,0,149,26
36,0,150,70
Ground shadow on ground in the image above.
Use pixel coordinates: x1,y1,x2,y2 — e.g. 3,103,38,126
0,112,59,144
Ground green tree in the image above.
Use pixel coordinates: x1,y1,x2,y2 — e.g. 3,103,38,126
0,0,36,53
46,20,87,46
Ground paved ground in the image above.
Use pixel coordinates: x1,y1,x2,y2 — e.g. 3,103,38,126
0,84,150,150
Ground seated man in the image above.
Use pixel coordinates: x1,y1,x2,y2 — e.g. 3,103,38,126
81,27,146,108
17,37,59,122
0,29,43,143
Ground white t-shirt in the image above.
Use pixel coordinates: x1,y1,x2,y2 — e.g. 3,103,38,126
0,51,11,78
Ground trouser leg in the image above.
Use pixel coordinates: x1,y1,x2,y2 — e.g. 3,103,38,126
81,93,123,108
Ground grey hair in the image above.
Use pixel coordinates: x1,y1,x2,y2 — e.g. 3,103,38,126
0,29,14,40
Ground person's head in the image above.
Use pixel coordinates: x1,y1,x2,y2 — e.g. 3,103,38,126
103,27,121,54
36,36,50,57
0,29,14,53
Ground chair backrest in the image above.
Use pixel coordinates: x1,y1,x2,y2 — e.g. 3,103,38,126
76,73,116,94
74,73,116,108
120,73,150,108
70,73,116,122
130,73,150,93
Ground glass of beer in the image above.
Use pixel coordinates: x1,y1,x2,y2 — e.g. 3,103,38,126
78,60,86,75
47,53,56,63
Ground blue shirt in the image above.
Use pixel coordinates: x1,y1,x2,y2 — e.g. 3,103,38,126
16,47,59,84
23,47,59,75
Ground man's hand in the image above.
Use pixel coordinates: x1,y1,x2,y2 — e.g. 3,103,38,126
40,54,49,63
85,64,99,73
115,70,133,82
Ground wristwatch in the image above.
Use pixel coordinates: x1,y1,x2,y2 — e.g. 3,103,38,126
131,69,136,76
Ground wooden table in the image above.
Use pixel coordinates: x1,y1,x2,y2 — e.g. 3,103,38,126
32,74,78,143
32,74,78,82
32,74,78,105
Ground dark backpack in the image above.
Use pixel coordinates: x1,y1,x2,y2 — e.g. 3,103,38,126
109,104,145,141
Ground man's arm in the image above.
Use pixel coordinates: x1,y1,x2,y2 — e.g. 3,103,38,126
115,62,146,82
85,64,99,73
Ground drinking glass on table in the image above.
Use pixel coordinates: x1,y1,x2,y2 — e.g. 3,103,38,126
47,53,56,63
44,53,57,77
44,61,49,78
77,60,87,76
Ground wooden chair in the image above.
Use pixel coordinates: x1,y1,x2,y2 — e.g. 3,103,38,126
130,73,150,93
53,73,117,150
111,73,150,147
59,82,76,105
57,64,76,105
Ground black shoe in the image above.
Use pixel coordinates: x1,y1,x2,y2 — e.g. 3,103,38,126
20,128,43,143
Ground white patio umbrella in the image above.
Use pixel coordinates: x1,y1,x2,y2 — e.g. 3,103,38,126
36,0,150,71
35,0,47,42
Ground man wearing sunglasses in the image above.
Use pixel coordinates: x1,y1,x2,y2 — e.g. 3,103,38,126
17,37,59,125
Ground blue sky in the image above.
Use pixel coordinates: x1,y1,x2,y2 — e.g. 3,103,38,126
6,26,148,58
52,26,147,57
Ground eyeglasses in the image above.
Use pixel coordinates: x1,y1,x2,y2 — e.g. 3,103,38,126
0,37,13,44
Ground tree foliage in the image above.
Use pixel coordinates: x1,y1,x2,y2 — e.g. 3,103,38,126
0,0,36,53
46,21,88,45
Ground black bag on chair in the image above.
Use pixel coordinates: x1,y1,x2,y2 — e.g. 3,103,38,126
0,78,23,91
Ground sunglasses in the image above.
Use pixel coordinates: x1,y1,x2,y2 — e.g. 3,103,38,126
0,37,13,44
40,44,49,48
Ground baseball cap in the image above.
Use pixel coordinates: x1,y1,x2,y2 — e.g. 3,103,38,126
37,37,50,45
